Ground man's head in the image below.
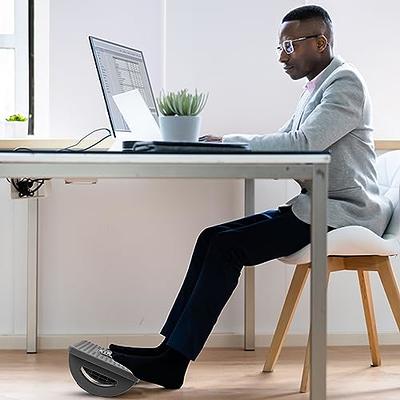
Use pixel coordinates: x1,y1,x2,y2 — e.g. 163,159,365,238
279,5,334,81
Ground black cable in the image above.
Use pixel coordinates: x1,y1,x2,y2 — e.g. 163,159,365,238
6,148,36,190
81,134,112,151
8,127,112,197
10,178,45,197
58,134,111,152
11,147,34,152
58,128,112,152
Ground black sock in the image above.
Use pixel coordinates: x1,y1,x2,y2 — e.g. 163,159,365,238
111,346,190,389
108,338,167,356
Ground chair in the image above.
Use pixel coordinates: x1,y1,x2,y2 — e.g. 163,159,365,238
263,150,400,392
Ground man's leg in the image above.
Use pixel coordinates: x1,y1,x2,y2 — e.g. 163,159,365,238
165,207,311,360
112,208,311,388
160,210,282,338
110,211,278,355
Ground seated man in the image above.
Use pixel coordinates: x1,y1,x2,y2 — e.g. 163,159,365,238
110,5,393,389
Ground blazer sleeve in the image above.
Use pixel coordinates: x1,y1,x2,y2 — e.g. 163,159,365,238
277,114,295,133
223,71,365,151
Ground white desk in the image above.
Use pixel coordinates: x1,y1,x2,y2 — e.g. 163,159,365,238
0,151,329,400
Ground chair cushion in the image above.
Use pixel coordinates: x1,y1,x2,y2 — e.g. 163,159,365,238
279,225,400,265
377,150,400,237
281,151,400,265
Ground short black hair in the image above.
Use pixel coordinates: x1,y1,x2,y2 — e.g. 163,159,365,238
282,5,332,26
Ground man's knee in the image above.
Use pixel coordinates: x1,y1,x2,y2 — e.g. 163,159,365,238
208,231,243,266
197,225,224,246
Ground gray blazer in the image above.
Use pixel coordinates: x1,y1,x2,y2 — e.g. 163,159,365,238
223,56,393,236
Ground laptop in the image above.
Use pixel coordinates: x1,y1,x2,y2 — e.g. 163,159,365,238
89,36,249,154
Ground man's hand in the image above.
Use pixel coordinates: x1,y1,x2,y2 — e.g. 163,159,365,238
199,135,223,142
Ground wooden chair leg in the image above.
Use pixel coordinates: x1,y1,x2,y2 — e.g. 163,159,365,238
357,270,381,366
300,336,310,393
263,263,310,372
299,267,332,392
378,257,400,331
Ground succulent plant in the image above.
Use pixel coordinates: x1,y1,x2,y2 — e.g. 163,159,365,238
157,89,208,116
6,113,28,122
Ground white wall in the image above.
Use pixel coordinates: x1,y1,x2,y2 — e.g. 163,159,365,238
165,0,304,134
48,0,164,137
2,0,400,347
38,179,244,335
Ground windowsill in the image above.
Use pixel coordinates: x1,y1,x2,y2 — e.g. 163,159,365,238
0,137,398,150
374,139,400,150
0,136,114,150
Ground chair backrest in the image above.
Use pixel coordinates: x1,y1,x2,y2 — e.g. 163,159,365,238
376,150,400,237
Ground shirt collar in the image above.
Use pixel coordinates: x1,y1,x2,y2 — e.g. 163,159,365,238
304,59,336,93
304,69,324,92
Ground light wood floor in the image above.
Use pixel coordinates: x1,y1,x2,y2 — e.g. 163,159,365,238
1,346,400,399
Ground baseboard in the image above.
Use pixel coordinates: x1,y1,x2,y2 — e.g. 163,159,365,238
1,332,399,350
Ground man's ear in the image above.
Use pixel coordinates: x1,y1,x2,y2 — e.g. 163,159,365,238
317,35,328,52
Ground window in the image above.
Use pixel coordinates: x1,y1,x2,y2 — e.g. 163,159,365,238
0,0,28,123
0,0,14,34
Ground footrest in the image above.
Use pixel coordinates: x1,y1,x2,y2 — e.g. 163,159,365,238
69,340,139,397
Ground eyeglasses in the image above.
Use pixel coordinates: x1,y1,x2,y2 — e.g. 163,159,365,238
277,34,321,55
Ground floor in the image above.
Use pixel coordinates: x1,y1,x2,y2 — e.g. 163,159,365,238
0,346,400,399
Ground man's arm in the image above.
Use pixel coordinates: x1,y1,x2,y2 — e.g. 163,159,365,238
223,72,365,151
200,114,294,143
277,113,295,133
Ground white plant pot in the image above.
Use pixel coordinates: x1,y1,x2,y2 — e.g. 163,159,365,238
4,121,28,137
159,115,201,142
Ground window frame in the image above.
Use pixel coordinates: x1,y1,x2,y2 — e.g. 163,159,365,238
0,0,28,122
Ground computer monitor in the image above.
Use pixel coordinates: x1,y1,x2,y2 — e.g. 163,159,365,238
89,36,158,137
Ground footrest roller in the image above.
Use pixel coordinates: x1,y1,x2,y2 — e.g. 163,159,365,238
69,340,139,397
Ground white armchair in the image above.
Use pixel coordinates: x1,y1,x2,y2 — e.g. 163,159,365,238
263,150,400,392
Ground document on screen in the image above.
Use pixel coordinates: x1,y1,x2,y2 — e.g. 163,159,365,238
113,89,161,141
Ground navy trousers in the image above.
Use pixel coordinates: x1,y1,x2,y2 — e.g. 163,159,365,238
160,207,312,360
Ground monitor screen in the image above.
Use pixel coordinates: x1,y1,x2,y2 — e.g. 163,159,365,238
89,36,158,136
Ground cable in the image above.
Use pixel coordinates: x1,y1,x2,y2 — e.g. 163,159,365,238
81,134,112,151
8,127,112,197
59,133,112,152
11,147,34,152
10,178,45,197
58,128,112,152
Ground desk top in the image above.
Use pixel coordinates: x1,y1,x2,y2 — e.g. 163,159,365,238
0,151,330,180
0,151,331,165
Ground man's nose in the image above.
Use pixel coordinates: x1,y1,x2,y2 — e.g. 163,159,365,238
279,50,290,63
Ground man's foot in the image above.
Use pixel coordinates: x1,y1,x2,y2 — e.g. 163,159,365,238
112,346,190,389
108,339,167,356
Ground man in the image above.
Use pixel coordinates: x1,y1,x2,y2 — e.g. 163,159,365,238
110,5,393,389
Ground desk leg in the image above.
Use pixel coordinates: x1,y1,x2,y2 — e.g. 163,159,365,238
244,179,255,350
27,199,38,353
310,164,328,400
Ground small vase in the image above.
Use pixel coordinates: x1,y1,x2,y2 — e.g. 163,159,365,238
4,121,28,137
159,115,201,142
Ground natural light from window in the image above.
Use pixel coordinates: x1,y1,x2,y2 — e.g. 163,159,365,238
0,0,14,34
0,49,15,118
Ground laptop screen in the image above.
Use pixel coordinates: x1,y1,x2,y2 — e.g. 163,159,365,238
89,36,158,137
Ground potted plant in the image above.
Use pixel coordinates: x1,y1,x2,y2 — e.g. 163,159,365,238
5,113,29,137
156,89,208,142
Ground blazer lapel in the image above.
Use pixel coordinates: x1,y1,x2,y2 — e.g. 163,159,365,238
291,56,345,131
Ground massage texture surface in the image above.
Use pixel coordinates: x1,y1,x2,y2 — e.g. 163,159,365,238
69,340,139,397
